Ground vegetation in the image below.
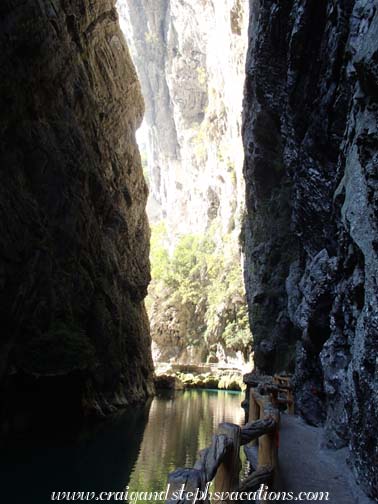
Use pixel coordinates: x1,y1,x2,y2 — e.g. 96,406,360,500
148,222,252,361
144,31,159,45
191,124,208,163
196,66,207,86
155,371,245,391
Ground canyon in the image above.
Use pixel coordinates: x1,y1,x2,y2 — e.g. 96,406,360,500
0,0,377,499
118,0,251,366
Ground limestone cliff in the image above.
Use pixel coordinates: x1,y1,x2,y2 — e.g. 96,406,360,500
0,0,154,434
243,0,378,496
119,0,247,236
118,0,251,364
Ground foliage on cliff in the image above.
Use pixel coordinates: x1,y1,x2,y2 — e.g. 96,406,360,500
147,222,251,362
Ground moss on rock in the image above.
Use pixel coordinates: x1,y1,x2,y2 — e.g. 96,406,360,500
17,321,97,376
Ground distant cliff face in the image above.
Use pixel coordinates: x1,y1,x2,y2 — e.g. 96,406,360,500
243,0,378,496
0,0,154,434
119,0,250,365
119,0,247,236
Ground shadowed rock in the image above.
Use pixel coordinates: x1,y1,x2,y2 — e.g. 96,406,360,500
0,0,154,436
242,0,378,497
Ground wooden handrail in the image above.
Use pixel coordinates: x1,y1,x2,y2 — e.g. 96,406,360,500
240,418,275,445
273,375,294,414
214,423,241,503
166,374,293,503
249,389,279,470
194,433,232,482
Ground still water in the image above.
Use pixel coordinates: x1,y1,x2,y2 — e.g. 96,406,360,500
0,389,245,504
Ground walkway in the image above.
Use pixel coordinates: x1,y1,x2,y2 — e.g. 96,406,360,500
276,414,374,504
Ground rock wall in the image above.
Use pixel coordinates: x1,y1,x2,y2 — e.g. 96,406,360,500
118,0,250,364
243,0,378,496
0,0,154,435
118,0,247,237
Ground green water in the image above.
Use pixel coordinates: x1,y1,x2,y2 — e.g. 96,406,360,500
0,389,245,503
128,389,246,499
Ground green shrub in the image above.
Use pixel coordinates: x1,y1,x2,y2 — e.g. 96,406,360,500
148,222,252,358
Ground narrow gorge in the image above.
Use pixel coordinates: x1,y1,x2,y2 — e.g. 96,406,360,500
0,0,378,501
118,0,251,368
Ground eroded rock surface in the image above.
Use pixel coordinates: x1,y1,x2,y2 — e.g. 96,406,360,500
119,0,247,236
0,0,154,434
243,0,378,496
118,0,250,365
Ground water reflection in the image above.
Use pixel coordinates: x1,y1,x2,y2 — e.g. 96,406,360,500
0,401,151,504
0,390,244,504
128,389,245,499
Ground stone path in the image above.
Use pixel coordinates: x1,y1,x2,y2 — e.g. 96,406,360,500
275,414,375,504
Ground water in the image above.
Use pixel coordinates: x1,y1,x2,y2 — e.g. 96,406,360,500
128,389,246,499
0,389,245,504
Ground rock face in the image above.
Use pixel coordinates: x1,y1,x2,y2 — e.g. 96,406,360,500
243,0,378,496
0,0,154,434
118,0,247,236
118,0,251,364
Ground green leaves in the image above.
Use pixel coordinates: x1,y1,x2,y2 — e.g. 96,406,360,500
148,222,252,357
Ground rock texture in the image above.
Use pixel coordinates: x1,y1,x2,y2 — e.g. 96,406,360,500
0,0,154,434
118,0,250,364
242,0,378,497
118,0,247,236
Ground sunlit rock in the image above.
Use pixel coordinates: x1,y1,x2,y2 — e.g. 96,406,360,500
118,0,251,365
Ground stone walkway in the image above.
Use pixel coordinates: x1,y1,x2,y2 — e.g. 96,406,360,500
275,414,374,504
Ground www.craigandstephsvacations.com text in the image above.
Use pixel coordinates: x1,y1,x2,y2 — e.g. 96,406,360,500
51,484,330,502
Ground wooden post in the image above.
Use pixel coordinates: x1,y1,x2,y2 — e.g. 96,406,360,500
248,388,260,446
194,434,232,482
247,391,279,504
270,388,278,409
257,399,276,469
249,392,279,472
166,468,205,504
249,388,260,422
274,375,294,414
214,423,241,503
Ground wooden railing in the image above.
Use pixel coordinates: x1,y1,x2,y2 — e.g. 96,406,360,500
165,374,293,504
272,375,295,415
